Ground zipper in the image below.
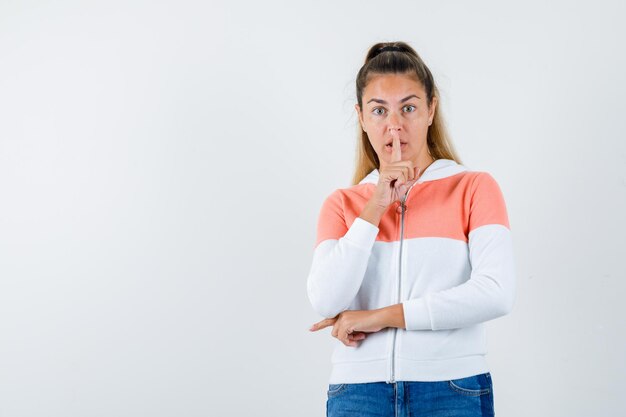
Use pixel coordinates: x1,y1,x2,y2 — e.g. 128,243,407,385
389,179,419,383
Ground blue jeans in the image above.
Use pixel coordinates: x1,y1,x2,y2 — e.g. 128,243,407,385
327,372,494,417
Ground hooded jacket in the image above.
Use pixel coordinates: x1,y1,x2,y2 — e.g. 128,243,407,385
306,158,516,384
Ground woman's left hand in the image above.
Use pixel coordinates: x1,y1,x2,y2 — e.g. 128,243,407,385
309,309,387,347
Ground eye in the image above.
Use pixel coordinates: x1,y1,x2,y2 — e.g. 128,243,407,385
372,107,385,116
403,105,416,112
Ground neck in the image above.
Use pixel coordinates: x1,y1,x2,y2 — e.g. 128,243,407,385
416,154,436,178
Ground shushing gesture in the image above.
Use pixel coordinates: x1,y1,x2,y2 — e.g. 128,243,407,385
369,130,420,210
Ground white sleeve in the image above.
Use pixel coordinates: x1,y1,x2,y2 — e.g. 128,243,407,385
402,172,517,331
402,224,517,330
306,193,379,318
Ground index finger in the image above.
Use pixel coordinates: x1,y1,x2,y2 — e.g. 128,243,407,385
390,130,401,163
309,317,337,332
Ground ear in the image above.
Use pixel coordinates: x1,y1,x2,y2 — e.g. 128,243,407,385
355,103,366,132
428,96,438,126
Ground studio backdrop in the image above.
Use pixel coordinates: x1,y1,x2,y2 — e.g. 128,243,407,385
0,1,624,416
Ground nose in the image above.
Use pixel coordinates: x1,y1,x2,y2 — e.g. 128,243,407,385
387,113,401,133
388,126,401,135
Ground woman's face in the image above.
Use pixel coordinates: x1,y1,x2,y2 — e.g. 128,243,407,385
356,73,437,170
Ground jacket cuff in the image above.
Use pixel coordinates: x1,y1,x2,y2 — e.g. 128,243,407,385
402,296,433,330
343,217,379,252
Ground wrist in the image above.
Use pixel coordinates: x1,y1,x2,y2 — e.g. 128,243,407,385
377,304,406,329
360,200,387,227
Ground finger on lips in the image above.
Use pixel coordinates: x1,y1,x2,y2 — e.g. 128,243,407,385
391,131,402,163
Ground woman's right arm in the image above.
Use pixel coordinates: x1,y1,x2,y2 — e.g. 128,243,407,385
306,190,385,318
308,139,416,319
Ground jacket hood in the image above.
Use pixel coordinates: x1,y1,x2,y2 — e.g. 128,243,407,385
358,158,468,185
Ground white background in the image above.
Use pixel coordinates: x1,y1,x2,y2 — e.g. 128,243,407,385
1,1,624,416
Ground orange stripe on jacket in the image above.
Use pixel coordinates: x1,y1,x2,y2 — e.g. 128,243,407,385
314,171,510,248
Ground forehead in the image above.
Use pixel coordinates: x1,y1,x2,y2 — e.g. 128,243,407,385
363,73,424,101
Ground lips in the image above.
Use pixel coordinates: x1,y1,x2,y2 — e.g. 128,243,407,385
385,138,407,146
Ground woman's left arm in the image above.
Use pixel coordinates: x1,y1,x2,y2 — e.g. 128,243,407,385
401,172,516,331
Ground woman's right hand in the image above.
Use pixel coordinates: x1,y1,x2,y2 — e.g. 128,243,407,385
369,131,419,210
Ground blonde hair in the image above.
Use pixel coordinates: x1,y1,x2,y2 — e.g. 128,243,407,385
351,41,463,185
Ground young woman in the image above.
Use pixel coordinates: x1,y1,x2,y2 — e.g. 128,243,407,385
306,41,516,417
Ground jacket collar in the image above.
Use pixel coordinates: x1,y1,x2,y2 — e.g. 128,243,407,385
358,158,467,185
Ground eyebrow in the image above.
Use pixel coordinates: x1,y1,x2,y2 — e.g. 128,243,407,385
367,94,421,105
